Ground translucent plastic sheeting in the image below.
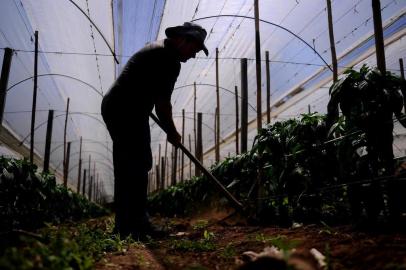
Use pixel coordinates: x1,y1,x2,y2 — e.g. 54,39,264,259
0,0,116,197
150,0,406,170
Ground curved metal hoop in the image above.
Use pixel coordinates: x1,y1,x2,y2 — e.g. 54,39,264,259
191,15,333,72
67,0,119,64
7,73,103,97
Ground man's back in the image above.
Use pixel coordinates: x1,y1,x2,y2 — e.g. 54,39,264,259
102,40,181,119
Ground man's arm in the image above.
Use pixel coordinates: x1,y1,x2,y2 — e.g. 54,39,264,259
155,99,181,146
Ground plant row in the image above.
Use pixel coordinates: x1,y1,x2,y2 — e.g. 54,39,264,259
149,66,406,225
0,157,108,233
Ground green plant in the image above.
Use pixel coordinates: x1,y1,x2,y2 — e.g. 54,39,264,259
192,219,209,230
219,243,237,259
327,65,406,219
0,157,108,234
170,230,216,252
0,217,133,270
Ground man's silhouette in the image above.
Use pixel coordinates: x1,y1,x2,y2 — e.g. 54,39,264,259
101,22,208,238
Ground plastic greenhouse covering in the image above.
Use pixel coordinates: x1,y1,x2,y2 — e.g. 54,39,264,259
0,0,405,201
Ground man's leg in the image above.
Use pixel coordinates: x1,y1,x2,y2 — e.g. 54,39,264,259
112,136,152,236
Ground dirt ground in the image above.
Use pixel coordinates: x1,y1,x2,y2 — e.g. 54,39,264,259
95,210,406,270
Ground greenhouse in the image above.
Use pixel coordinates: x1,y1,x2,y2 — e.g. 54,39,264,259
1,0,406,269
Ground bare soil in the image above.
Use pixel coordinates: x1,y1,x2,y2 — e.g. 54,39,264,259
96,210,406,270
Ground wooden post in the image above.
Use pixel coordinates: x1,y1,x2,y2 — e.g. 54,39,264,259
158,144,161,186
95,173,99,202
196,112,203,176
164,139,168,188
82,169,87,196
30,31,39,164
181,109,185,182
0,48,13,128
326,0,338,82
63,142,71,187
161,156,165,189
188,134,192,178
235,86,239,155
43,110,54,173
173,146,178,185
165,156,169,188
400,59,406,102
308,104,311,114
215,48,220,162
88,176,93,200
254,0,262,131
241,58,248,153
93,161,96,190
155,163,160,191
214,107,217,162
170,150,174,186
265,51,271,123
193,82,197,154
77,137,82,193
372,0,386,73
95,178,97,202
63,98,70,181
88,155,91,183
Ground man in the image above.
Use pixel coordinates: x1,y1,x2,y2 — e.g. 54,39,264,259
101,22,208,238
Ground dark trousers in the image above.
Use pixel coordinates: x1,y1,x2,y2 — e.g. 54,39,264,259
102,108,152,234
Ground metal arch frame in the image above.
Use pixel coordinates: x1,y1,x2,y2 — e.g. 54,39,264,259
18,112,106,146
54,150,113,171
173,83,257,112
67,0,119,64
191,15,333,72
50,138,112,155
68,159,114,174
7,73,103,97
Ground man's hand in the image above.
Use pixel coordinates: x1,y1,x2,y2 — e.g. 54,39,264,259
167,129,181,146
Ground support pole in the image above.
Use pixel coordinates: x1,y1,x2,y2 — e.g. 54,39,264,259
77,137,82,193
63,98,70,181
188,134,192,178
254,0,262,131
0,48,13,128
63,142,71,187
240,58,248,153
43,110,54,173
215,48,220,162
174,147,178,185
82,169,87,197
88,155,91,185
88,176,93,200
161,156,165,189
235,86,239,155
196,112,203,176
155,163,160,191
93,162,96,189
372,0,386,73
193,82,197,154
400,58,406,102
170,149,175,186
326,0,338,82
265,51,271,123
164,139,168,188
214,107,217,161
158,144,161,185
30,31,39,164
181,109,185,182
